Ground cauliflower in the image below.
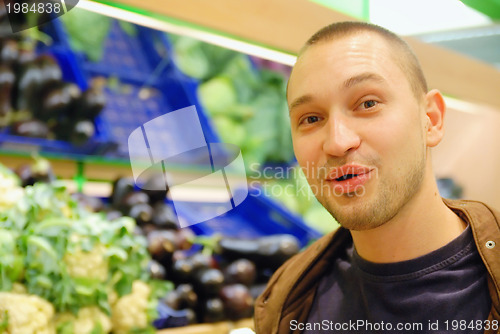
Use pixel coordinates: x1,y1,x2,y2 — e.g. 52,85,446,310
111,281,151,334
0,290,55,334
54,307,111,334
63,241,108,281
0,167,24,211
10,283,28,295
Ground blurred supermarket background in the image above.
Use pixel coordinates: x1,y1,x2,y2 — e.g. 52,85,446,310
0,0,499,333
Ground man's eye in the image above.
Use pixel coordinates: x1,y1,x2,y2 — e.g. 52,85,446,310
303,116,320,124
362,100,377,109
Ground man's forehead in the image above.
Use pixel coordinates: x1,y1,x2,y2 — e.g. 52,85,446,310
298,31,391,62
288,32,403,98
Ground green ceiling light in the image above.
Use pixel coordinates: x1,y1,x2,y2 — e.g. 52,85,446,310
460,0,500,19
309,0,369,21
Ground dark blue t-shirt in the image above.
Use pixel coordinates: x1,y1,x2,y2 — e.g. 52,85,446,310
304,225,491,334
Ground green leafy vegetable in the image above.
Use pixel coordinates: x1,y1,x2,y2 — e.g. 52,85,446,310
0,176,173,332
60,8,111,62
173,37,296,170
170,36,237,80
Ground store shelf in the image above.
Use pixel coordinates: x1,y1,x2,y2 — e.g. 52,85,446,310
0,151,79,179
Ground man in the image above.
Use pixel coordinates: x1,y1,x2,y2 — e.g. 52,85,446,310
254,21,499,334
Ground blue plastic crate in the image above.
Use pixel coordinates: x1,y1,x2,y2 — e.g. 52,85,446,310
82,20,177,83
2,17,220,158
51,17,219,157
173,187,322,248
90,70,220,157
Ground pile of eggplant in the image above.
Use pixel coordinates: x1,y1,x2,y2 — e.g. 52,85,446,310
9,158,302,329
96,176,301,328
0,36,106,145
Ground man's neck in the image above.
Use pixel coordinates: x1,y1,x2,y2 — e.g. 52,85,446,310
350,171,467,263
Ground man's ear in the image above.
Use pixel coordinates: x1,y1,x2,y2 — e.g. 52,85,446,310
425,89,446,147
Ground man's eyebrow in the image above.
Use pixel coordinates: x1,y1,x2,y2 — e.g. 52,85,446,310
288,73,385,112
343,72,386,89
289,95,313,112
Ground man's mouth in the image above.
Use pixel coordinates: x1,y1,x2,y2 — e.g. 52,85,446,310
335,173,359,181
326,164,374,194
327,164,373,181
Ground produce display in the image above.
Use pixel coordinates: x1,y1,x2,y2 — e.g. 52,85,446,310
170,36,295,170
0,162,171,333
104,177,301,329
0,11,322,333
0,159,303,332
0,33,105,145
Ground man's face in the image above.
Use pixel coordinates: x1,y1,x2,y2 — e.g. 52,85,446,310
288,32,429,231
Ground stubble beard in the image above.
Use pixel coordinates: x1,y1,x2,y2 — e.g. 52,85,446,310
317,150,427,231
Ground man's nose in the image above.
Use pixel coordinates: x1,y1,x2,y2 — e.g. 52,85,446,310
322,114,361,157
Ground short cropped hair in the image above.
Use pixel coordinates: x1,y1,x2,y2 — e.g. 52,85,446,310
299,21,428,99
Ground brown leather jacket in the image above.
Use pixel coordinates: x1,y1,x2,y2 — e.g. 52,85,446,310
254,199,500,334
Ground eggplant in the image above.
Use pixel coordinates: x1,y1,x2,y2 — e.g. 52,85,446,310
175,228,195,250
111,177,135,208
119,191,150,214
223,259,256,286
219,284,254,320
185,309,197,325
38,82,81,120
14,157,55,186
202,298,225,323
12,119,49,138
172,258,196,284
189,253,215,271
15,61,42,112
147,259,167,280
140,223,159,236
147,229,178,268
0,39,19,66
76,86,106,119
105,209,123,221
15,164,35,187
16,48,36,67
171,252,213,284
163,290,183,311
70,120,95,145
0,65,15,117
193,268,224,297
175,284,198,309
128,203,154,226
218,234,300,270
71,192,104,212
172,249,188,263
133,226,145,237
151,202,178,229
36,55,62,88
143,172,169,205
50,116,74,141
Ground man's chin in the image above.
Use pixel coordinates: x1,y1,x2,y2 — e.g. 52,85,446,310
319,195,380,229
